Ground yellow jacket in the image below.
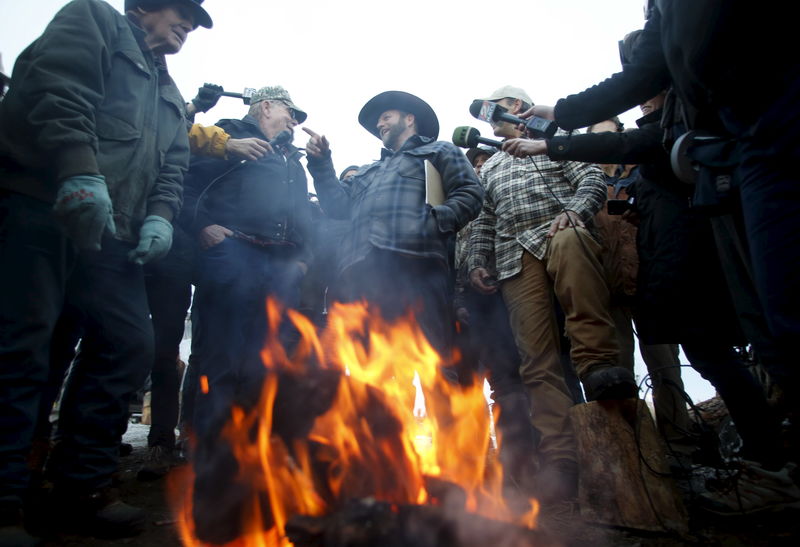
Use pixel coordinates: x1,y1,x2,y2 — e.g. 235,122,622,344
188,124,229,158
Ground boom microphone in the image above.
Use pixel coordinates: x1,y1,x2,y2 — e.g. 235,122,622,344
220,87,257,104
452,126,502,149
468,100,557,139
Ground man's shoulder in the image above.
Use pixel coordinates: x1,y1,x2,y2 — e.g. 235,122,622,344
214,117,260,138
410,139,462,156
45,0,127,47
64,0,124,24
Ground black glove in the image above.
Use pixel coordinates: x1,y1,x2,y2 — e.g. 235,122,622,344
191,83,224,113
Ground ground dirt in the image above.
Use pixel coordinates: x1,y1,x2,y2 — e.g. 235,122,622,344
36,424,800,546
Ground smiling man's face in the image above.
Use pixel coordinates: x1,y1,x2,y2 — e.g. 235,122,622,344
139,3,196,55
376,109,416,151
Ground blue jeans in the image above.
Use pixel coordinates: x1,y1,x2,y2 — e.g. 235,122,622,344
190,237,304,543
0,190,152,498
191,237,304,437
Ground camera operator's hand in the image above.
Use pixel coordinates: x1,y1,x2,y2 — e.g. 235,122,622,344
226,137,273,160
519,105,555,121
128,215,173,265
503,138,548,158
302,127,330,159
456,306,471,326
191,83,224,113
517,105,555,133
53,174,116,251
547,210,585,237
199,224,233,250
469,267,499,295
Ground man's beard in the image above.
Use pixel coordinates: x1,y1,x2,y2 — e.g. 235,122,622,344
382,119,407,150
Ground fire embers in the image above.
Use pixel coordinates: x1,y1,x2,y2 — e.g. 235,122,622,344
172,300,539,546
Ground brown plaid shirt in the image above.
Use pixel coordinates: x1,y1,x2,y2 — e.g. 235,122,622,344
466,147,606,281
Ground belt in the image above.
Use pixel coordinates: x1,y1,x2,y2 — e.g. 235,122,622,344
231,230,296,248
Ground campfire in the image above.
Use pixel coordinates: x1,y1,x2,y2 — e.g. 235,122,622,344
171,300,547,546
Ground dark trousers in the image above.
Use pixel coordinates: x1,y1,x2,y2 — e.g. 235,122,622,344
190,237,304,543
460,288,523,398
0,191,152,500
459,287,540,483
143,230,194,449
681,341,784,468
334,249,455,360
724,75,800,405
191,237,304,438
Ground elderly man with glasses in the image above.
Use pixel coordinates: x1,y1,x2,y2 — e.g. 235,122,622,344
178,85,313,543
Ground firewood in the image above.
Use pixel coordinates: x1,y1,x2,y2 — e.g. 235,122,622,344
285,498,563,547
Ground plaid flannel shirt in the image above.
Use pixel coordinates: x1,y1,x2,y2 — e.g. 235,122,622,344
466,147,606,281
307,135,483,273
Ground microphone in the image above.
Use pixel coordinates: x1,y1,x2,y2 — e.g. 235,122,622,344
270,129,293,148
238,130,294,164
452,126,502,149
468,100,557,139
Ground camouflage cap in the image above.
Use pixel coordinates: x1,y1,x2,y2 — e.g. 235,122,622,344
249,86,307,123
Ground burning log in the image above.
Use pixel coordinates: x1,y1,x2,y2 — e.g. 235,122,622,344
285,498,563,547
177,300,538,546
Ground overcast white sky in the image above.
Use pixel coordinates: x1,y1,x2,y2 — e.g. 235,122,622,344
0,0,717,403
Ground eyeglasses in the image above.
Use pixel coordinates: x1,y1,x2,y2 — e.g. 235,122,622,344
273,100,297,121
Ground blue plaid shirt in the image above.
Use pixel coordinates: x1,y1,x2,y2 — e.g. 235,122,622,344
307,135,483,273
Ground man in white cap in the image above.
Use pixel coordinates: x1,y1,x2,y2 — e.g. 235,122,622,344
466,85,620,507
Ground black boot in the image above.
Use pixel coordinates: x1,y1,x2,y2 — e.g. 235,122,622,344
0,499,42,547
50,487,145,539
582,365,638,401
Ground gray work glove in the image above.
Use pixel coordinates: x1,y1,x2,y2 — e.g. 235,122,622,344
128,215,173,265
53,174,116,251
191,83,224,113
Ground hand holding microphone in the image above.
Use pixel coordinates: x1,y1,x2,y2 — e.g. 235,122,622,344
518,104,555,121
469,100,557,139
502,138,548,158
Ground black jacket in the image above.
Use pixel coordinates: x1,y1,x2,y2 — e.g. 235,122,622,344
181,116,311,261
548,111,741,344
0,0,188,240
553,0,785,134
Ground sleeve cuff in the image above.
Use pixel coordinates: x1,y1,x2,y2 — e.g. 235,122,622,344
55,144,99,181
211,131,230,159
547,136,571,160
147,202,175,222
431,205,456,234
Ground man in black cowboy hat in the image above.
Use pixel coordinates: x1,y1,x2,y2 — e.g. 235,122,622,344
304,90,483,360
0,0,211,543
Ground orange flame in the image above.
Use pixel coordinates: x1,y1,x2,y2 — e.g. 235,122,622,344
173,299,537,545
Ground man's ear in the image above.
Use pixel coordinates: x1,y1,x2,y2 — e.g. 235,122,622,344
510,99,522,115
405,112,416,130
